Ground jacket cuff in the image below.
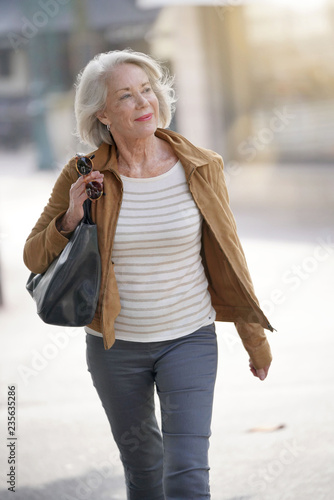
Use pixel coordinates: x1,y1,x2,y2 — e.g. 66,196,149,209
234,322,273,369
46,211,72,250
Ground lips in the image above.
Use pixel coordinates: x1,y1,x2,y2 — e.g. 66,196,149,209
135,113,153,122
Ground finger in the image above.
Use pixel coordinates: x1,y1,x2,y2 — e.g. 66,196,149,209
249,365,257,377
70,175,87,192
84,171,104,183
249,359,256,371
256,368,266,381
69,180,88,207
70,182,87,200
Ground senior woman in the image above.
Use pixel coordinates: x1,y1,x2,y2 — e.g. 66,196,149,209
24,49,274,499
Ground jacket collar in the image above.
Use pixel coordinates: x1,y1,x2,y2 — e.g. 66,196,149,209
90,128,209,177
155,128,209,174
89,142,117,173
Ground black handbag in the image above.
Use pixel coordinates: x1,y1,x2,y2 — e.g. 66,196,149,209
26,199,101,326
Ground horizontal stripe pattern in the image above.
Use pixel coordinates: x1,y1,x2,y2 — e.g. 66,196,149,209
97,160,215,342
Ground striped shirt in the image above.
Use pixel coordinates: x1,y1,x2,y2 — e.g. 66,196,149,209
86,160,215,342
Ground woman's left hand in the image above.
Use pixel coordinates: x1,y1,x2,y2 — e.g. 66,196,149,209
249,360,270,381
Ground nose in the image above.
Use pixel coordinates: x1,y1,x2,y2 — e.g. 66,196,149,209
135,92,147,108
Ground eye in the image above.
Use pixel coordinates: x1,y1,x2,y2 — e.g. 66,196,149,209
143,87,152,93
120,93,131,100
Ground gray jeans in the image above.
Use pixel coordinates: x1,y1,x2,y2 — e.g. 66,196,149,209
86,323,218,500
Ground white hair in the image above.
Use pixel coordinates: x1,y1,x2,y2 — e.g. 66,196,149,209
74,49,176,148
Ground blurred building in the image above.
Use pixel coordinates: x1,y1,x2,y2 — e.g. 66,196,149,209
0,0,160,165
0,0,333,165
148,0,334,163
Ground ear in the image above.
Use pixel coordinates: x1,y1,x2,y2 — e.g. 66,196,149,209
96,110,109,126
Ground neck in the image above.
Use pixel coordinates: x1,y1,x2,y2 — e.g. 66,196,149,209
114,133,160,176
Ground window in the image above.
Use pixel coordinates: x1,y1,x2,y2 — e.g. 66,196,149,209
0,49,12,77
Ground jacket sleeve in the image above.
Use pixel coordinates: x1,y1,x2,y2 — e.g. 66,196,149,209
23,160,77,274
212,154,273,370
235,322,272,369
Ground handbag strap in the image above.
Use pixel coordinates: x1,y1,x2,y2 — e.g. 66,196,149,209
83,199,94,225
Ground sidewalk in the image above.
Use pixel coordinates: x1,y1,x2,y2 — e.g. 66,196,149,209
0,157,333,499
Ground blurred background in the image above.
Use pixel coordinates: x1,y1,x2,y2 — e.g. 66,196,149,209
0,1,333,499
1,0,334,163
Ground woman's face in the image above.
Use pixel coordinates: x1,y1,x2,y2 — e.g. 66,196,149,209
97,63,160,143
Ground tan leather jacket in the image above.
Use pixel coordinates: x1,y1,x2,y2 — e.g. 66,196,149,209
24,128,273,368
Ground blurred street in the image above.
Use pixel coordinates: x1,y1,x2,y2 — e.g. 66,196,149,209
0,150,333,500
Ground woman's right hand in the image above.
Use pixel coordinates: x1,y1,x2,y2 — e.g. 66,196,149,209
249,359,271,381
57,171,104,233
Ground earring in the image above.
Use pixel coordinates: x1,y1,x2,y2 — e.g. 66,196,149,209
107,124,110,132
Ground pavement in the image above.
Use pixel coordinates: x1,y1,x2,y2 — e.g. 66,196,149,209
0,149,333,500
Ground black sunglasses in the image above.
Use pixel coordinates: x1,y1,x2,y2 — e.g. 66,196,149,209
75,154,103,201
